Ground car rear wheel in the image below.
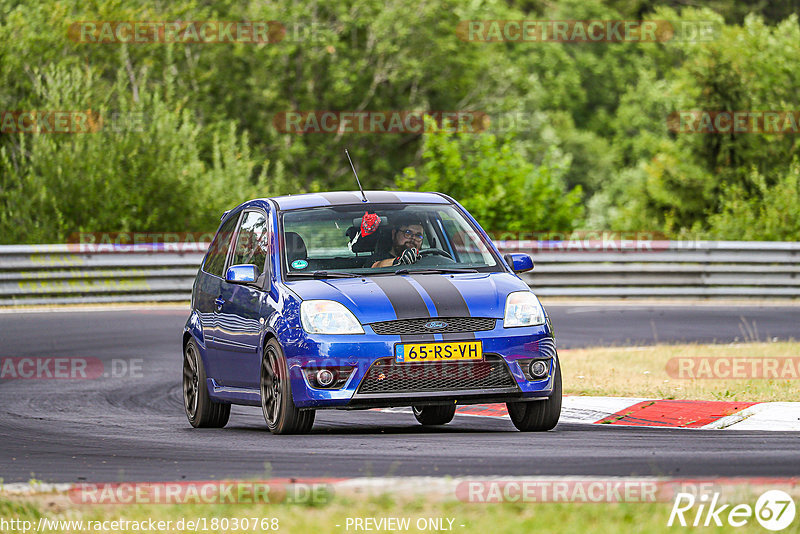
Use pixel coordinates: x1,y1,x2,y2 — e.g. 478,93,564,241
261,339,315,435
507,363,562,432
183,338,231,428
412,404,457,426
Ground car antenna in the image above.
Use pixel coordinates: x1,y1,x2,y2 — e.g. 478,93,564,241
345,148,368,203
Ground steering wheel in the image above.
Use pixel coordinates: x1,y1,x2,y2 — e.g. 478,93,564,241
419,248,453,260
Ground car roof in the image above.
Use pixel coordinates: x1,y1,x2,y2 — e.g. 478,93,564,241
267,191,451,211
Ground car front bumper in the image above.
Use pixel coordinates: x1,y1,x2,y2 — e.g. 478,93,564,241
281,323,559,409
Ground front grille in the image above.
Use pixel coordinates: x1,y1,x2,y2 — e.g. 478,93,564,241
369,317,495,335
356,354,516,394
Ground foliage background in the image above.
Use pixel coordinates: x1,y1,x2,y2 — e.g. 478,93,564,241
1,0,799,243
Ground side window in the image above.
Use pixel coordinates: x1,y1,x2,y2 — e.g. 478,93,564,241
231,211,269,272
441,217,490,265
204,214,239,277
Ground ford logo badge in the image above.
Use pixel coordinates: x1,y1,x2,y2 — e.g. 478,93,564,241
424,321,448,329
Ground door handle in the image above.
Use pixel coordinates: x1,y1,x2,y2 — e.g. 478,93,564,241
214,297,225,311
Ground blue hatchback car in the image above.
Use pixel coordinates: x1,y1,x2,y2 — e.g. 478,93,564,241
183,191,561,434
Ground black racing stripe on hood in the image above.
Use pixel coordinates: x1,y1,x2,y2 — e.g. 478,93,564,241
410,275,474,341
318,192,363,205
369,277,434,342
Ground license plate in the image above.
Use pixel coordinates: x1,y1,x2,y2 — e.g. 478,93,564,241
395,341,483,363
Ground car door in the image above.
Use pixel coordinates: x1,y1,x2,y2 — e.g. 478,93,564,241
195,212,240,382
214,209,271,387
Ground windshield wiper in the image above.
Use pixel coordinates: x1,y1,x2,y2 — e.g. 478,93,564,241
393,267,479,275
287,270,362,279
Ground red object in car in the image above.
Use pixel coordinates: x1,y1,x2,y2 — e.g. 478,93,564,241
361,212,380,236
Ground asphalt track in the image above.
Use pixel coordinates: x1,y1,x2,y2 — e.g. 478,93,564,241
0,304,798,483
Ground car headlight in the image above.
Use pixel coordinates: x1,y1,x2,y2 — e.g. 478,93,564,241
503,291,546,328
300,300,364,335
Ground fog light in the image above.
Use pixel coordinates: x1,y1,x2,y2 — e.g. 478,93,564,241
529,360,548,379
316,369,335,387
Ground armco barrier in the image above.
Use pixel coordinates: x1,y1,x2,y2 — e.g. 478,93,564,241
0,241,798,305
507,240,800,298
0,244,205,306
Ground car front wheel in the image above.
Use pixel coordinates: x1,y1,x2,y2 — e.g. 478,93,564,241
261,339,315,435
507,363,562,432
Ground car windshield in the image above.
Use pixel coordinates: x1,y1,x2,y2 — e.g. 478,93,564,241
280,203,502,277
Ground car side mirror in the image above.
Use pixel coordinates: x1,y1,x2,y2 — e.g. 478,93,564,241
225,264,260,284
504,253,534,273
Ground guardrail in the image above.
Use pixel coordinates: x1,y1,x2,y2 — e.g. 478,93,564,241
0,241,798,305
0,244,205,306
506,240,800,298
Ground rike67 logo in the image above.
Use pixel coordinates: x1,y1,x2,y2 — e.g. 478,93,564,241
669,490,796,530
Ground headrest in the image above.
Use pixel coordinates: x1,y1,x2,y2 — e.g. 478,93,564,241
345,226,380,253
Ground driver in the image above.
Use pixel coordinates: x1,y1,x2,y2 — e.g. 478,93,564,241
371,220,424,268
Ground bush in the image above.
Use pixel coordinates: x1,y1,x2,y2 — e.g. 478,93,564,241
0,65,269,243
706,161,800,241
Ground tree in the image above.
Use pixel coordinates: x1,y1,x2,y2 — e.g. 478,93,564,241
397,118,583,233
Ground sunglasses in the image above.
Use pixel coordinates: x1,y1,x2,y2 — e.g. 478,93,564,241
399,229,424,240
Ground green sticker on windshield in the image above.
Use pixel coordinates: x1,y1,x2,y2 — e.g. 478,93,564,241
291,259,308,270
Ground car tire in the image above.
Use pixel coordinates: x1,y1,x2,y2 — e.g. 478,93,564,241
261,339,315,435
183,338,231,428
412,404,457,426
507,362,562,432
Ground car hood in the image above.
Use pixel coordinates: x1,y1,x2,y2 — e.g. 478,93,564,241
284,272,531,324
